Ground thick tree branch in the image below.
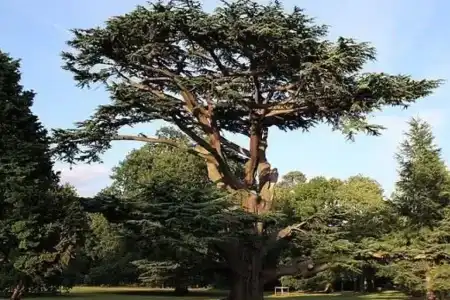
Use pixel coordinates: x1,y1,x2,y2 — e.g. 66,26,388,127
120,66,245,192
111,134,200,154
264,101,307,118
173,118,244,190
244,122,261,187
113,134,181,147
278,259,330,278
274,219,311,241
261,215,321,259
263,258,330,283
220,136,250,158
257,129,277,213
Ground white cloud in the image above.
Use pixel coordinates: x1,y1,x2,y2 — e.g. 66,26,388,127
56,164,111,196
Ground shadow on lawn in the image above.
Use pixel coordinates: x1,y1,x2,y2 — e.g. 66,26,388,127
66,288,228,298
266,292,407,300
65,289,410,300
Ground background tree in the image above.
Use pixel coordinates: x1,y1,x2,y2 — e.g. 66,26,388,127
80,212,138,286
0,51,86,300
278,171,307,189
279,175,392,293
52,1,441,299
367,118,450,300
93,127,236,295
393,118,450,228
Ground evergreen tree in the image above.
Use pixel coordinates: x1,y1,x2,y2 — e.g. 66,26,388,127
52,1,441,299
0,51,85,300
393,118,450,227
99,127,232,294
368,118,450,299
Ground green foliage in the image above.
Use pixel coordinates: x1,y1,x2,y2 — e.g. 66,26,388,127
428,264,450,295
0,51,86,295
52,0,441,164
364,118,450,297
79,212,139,286
90,127,244,289
47,1,441,298
393,118,450,227
278,175,391,291
278,171,307,188
109,127,212,199
377,260,427,296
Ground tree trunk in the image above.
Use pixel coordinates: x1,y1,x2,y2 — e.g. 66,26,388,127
227,272,264,300
225,246,265,300
10,282,24,300
173,285,189,296
425,271,437,300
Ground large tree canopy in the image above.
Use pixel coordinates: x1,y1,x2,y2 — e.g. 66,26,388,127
52,1,441,299
54,0,440,194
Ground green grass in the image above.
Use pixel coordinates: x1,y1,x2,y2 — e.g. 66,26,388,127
20,286,409,300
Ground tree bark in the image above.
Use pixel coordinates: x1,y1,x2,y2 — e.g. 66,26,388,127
10,281,24,300
227,267,264,300
173,285,189,296
425,271,436,300
224,242,265,300
227,277,264,300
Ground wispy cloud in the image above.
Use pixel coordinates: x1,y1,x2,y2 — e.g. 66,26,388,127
56,164,111,196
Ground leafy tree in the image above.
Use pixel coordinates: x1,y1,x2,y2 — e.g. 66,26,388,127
278,171,307,188
368,118,450,299
0,51,86,300
52,1,441,299
99,127,225,294
80,212,138,286
280,175,392,292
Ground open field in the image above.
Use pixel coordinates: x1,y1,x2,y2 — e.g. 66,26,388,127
21,286,408,300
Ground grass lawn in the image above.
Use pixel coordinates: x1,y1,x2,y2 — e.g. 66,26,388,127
21,286,408,300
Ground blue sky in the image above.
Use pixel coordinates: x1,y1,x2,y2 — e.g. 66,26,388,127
1,0,449,196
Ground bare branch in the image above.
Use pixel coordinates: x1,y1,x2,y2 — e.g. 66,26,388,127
111,134,201,156
277,259,330,278
264,102,307,118
274,221,309,240
206,49,229,76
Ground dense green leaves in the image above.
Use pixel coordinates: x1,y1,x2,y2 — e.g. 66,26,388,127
0,51,86,297
393,118,450,227
88,127,247,289
364,118,450,297
52,0,441,164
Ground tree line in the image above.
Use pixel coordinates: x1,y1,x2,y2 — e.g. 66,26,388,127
0,1,448,300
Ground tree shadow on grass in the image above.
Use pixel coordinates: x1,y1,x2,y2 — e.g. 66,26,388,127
54,289,412,300
264,291,409,300
64,289,227,299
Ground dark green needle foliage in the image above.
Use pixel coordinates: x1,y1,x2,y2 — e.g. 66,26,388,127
0,51,86,299
53,0,441,165
393,118,450,228
365,119,450,298
87,127,250,293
